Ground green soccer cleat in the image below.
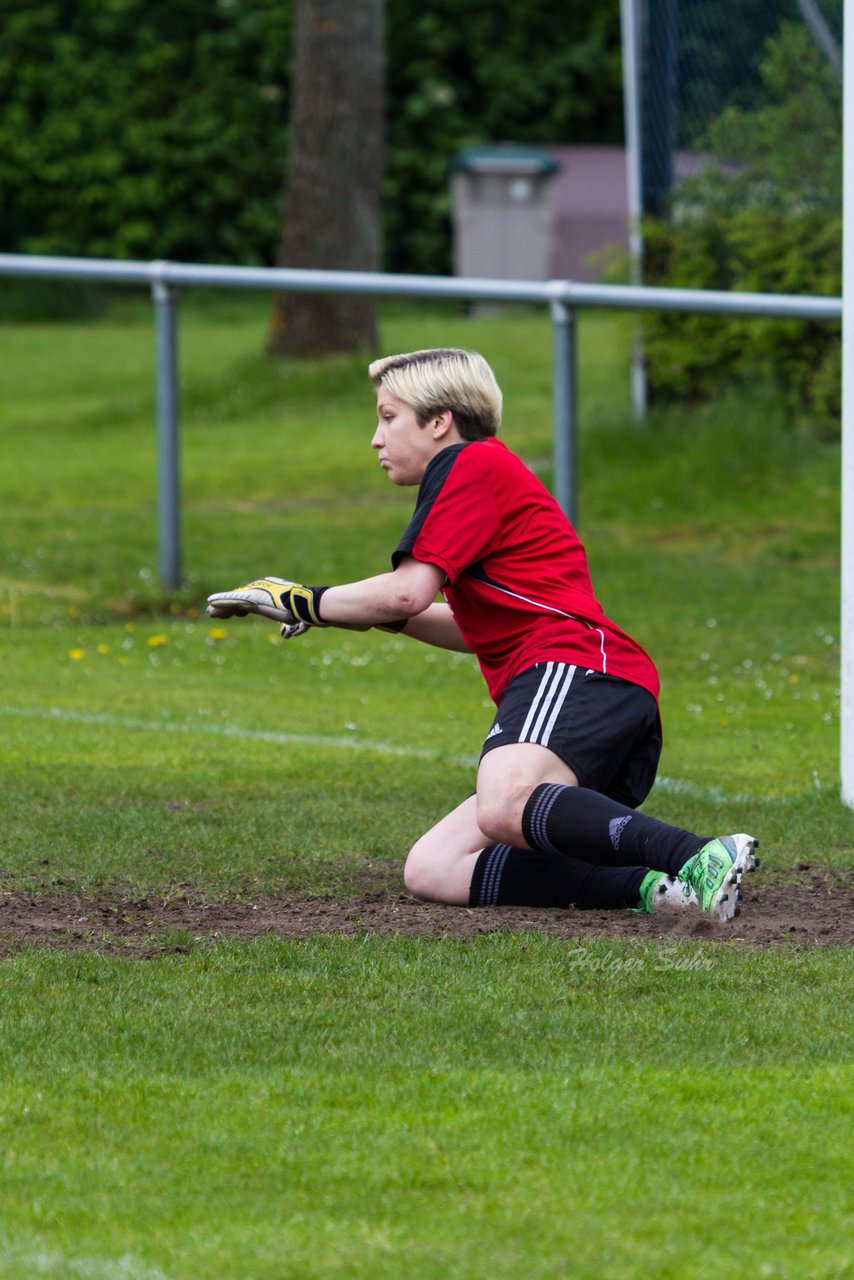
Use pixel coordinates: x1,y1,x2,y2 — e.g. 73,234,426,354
635,869,699,914
677,834,760,922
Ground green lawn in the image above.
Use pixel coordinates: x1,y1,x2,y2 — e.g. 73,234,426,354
0,296,852,1278
1,938,852,1280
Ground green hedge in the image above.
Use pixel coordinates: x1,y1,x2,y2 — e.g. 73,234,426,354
0,0,291,264
640,24,842,434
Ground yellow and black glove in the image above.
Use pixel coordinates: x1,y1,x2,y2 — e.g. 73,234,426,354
206,576,328,637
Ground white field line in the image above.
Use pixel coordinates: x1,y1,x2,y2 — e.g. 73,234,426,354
0,702,765,805
0,702,477,768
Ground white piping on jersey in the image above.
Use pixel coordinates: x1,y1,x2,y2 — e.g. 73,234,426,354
473,578,608,674
518,662,577,746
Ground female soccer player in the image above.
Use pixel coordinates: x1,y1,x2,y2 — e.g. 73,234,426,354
208,348,757,919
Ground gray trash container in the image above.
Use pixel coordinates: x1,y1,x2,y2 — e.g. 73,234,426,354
450,144,560,283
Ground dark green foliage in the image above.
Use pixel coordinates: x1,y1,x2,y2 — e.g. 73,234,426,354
0,0,624,283
642,24,842,433
0,0,292,264
0,277,108,321
676,0,801,147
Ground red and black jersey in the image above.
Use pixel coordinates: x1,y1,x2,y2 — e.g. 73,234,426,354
392,438,659,706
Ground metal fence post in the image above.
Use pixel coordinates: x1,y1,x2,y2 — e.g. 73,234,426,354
550,299,578,526
151,276,181,590
620,0,648,422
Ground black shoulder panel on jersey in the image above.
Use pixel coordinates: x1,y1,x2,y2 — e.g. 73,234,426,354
391,443,470,568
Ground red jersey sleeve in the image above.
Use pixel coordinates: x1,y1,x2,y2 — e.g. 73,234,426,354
392,444,501,580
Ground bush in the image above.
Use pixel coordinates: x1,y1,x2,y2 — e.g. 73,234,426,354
641,24,842,434
0,277,108,322
0,0,292,266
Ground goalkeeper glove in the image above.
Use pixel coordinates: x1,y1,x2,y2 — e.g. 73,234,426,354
206,577,329,627
279,620,311,641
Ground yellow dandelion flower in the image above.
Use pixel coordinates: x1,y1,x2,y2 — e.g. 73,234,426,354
209,628,227,642
97,644,110,655
68,648,85,661
147,634,168,648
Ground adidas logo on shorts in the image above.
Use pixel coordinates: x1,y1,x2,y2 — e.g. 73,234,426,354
485,721,503,741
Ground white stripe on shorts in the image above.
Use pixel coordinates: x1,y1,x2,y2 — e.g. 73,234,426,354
517,663,577,747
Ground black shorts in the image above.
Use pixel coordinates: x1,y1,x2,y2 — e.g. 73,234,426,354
479,663,661,808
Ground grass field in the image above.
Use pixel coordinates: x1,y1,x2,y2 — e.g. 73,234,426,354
1,294,852,1278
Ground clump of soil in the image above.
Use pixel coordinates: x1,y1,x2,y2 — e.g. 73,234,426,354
1,867,850,955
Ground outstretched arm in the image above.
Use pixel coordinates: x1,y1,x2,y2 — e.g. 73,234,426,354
317,560,471,651
207,556,470,650
318,556,444,628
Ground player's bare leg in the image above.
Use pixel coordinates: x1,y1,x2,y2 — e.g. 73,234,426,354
403,794,486,905
476,742,579,848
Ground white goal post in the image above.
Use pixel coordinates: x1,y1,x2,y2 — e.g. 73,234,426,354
841,0,854,804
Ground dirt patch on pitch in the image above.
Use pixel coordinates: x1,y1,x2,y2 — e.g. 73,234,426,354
0,866,851,954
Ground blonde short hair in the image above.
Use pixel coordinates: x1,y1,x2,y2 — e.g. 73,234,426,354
368,348,502,440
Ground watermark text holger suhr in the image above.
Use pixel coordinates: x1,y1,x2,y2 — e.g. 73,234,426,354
565,946,714,974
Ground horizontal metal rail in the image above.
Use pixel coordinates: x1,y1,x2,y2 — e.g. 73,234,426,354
0,252,842,588
0,252,842,318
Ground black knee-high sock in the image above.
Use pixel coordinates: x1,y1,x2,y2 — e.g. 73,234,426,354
521,784,710,877
469,843,647,911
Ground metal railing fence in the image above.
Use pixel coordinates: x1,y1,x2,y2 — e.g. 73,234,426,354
0,251,842,589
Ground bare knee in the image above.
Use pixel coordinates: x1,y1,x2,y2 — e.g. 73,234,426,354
401,794,484,906
475,790,529,848
403,839,435,900
476,746,579,847
403,834,464,902
402,832,478,907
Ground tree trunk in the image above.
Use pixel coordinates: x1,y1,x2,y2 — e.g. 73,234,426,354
268,0,384,358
